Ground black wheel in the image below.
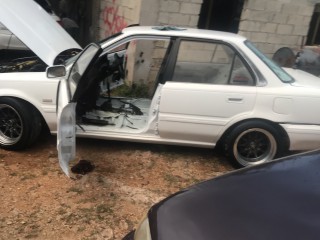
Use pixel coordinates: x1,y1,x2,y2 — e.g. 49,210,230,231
224,121,285,168
0,98,42,150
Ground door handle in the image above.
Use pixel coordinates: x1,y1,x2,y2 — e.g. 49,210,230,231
228,97,243,103
227,97,243,102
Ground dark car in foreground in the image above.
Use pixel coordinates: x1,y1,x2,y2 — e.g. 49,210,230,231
124,150,320,240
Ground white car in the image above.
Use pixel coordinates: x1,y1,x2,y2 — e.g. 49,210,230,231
0,0,60,51
1,0,320,174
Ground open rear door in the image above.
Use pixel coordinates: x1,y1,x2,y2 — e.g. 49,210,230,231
57,43,102,176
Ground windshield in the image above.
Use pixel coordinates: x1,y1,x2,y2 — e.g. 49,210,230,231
245,41,294,83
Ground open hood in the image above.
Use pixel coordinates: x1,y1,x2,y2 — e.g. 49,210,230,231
0,0,81,66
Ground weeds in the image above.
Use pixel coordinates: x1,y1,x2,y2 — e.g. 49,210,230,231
96,204,113,214
111,83,150,98
20,174,36,181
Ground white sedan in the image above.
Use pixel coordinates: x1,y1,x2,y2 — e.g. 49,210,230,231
1,0,320,174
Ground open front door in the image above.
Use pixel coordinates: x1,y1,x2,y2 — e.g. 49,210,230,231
57,80,76,177
57,43,102,176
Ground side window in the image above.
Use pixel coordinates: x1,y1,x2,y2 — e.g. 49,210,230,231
172,40,254,86
230,55,254,85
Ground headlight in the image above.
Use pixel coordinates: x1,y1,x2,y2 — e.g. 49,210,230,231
134,216,152,240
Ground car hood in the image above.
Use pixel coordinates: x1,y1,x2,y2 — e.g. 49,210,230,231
148,150,320,240
0,0,81,66
284,67,320,88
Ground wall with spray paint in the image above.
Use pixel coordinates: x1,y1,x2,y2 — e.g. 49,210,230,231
98,0,203,89
100,0,141,39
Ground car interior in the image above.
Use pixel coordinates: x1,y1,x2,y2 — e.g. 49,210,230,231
74,39,169,134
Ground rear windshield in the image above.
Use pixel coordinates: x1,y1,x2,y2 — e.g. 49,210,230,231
245,41,294,83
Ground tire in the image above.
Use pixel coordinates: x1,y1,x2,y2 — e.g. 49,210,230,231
224,121,285,168
0,98,42,150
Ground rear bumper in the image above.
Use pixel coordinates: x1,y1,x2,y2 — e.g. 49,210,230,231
281,124,320,150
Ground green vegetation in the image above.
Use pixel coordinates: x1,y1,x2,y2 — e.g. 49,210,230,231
112,83,150,98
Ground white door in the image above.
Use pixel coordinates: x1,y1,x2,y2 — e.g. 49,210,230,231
158,40,257,145
57,43,101,176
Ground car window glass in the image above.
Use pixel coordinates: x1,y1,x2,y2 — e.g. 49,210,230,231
230,55,254,85
245,41,294,83
68,44,100,98
172,40,254,86
0,22,6,30
0,22,48,73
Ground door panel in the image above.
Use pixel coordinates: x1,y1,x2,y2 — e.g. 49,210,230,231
158,39,257,144
57,79,76,177
158,82,256,143
57,44,101,177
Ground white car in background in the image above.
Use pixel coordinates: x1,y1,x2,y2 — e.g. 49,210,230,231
1,0,320,175
0,0,81,150
0,0,60,51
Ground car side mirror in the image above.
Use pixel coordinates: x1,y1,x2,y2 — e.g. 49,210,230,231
47,65,66,78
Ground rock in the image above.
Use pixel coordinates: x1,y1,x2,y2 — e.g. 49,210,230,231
119,220,129,231
101,227,114,239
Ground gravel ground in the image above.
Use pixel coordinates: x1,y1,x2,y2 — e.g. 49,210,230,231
0,132,233,240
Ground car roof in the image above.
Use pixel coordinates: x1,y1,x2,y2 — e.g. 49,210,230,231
121,26,247,42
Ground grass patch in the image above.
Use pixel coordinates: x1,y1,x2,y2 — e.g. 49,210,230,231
111,83,150,98
96,204,113,214
20,174,36,181
164,173,179,183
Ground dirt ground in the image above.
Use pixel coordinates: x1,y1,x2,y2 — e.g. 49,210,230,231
0,132,233,240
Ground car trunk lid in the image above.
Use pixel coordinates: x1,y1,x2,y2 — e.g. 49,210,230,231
284,68,320,88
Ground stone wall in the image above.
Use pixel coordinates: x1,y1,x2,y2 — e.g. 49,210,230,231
239,0,315,56
98,0,203,39
97,0,318,56
157,0,202,27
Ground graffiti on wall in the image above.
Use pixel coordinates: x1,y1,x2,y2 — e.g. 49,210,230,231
102,0,128,37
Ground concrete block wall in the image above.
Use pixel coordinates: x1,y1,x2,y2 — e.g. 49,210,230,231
157,0,202,27
97,0,317,57
239,0,315,56
99,0,141,39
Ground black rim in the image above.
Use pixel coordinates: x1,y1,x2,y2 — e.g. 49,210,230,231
0,105,23,145
237,131,270,159
234,128,277,166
